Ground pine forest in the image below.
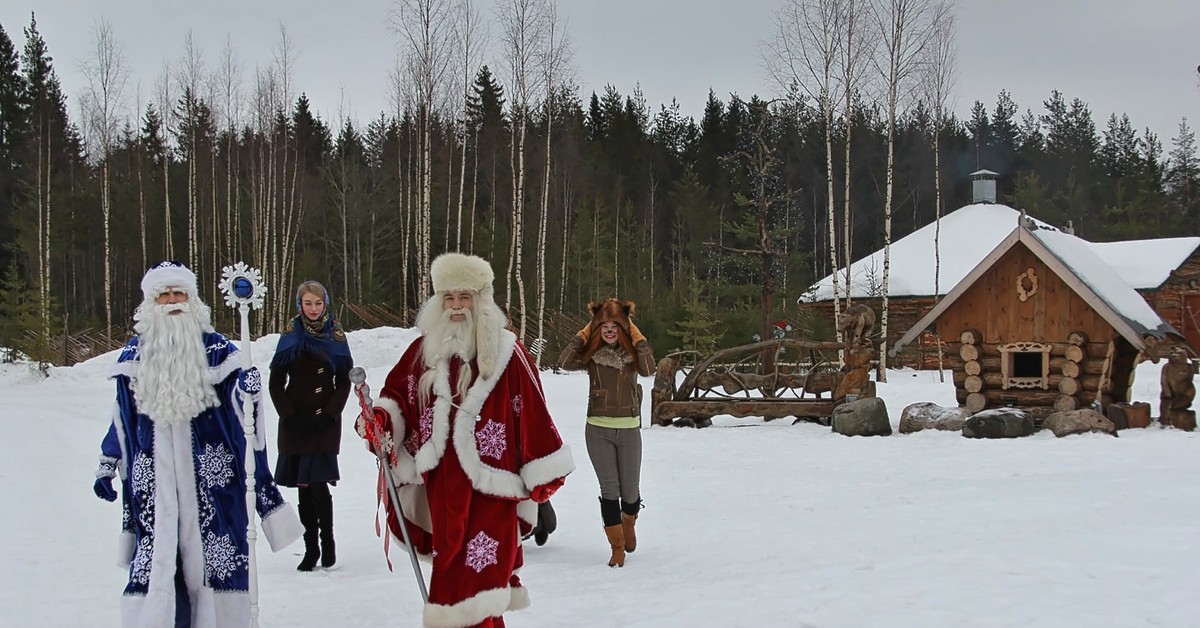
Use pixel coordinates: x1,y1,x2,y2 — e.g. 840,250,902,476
0,2,1197,367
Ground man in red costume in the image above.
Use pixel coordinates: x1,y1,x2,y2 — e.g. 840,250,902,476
357,252,574,628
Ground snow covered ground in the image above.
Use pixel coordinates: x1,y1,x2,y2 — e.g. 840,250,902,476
3,326,1198,627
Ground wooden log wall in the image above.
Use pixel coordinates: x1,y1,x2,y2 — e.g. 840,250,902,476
945,330,1109,412
795,297,936,369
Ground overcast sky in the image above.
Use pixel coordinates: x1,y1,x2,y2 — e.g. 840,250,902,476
2,0,1197,150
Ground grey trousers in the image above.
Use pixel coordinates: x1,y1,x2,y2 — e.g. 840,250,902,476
585,423,642,504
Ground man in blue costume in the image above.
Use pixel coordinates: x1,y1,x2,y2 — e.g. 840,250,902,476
92,261,302,628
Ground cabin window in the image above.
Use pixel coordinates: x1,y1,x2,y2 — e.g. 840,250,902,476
998,342,1051,390
1011,352,1042,377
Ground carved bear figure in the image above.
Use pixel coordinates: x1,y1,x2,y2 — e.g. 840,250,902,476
1160,347,1196,419
836,304,876,348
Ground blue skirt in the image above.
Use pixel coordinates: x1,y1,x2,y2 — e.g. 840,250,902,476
274,453,340,486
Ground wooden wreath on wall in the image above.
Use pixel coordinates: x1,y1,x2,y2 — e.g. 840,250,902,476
1016,267,1038,302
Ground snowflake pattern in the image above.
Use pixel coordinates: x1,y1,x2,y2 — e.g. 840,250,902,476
511,394,523,416
405,406,434,453
203,530,248,583
131,453,156,531
475,420,507,460
129,535,155,585
131,452,155,496
196,443,236,489
465,530,499,573
407,374,417,404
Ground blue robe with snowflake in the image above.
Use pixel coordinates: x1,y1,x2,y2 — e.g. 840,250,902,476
97,332,302,628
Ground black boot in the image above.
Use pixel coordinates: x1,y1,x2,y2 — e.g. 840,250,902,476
296,487,320,572
313,482,336,568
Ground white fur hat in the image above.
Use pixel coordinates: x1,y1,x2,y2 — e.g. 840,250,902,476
141,261,198,300
431,253,494,294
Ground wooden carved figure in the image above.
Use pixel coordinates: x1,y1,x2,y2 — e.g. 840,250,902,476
836,304,876,348
1159,347,1196,431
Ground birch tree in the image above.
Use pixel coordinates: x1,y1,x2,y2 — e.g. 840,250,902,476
214,37,243,267
919,1,955,380
838,0,874,302
79,17,128,337
870,0,946,381
390,0,457,298
763,0,846,342
497,0,551,338
533,1,570,365
175,32,205,271
453,0,487,252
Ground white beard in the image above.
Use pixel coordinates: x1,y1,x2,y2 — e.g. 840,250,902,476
130,300,220,424
416,300,477,405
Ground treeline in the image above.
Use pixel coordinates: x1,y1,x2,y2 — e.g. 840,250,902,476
0,13,1197,364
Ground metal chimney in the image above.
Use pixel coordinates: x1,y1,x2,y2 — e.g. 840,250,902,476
970,169,999,204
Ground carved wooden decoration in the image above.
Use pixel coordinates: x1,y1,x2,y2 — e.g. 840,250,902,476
1016,267,1039,302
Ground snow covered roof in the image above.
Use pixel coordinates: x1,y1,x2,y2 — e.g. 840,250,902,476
890,223,1182,356
1089,237,1200,289
799,203,1200,302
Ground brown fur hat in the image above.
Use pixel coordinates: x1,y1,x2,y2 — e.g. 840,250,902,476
589,297,636,332
580,298,637,366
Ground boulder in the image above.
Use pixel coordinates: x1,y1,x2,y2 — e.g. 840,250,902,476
1042,409,1117,437
898,402,971,434
832,397,892,436
962,408,1036,439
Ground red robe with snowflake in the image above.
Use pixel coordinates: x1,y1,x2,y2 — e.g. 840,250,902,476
357,330,574,628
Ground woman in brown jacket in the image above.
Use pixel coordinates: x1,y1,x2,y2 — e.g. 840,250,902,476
269,280,353,571
558,297,655,567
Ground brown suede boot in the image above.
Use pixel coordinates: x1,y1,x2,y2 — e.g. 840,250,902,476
604,524,626,567
621,513,638,553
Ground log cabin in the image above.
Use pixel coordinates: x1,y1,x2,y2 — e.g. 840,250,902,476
888,220,1186,414
797,180,1200,368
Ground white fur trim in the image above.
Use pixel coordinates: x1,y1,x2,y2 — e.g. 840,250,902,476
261,504,303,552
516,500,538,528
439,335,531,499
374,396,423,485
116,530,135,568
140,262,198,300
110,360,137,379
518,445,576,490
509,584,530,611
430,252,494,294
474,298,505,379
423,585,513,628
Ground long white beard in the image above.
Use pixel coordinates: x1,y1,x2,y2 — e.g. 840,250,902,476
130,301,219,424
416,301,476,405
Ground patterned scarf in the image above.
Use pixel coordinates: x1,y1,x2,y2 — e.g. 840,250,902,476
270,311,353,372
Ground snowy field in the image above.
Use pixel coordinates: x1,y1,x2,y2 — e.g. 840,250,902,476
2,325,1197,627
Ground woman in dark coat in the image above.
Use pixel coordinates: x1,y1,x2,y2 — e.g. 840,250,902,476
269,280,353,571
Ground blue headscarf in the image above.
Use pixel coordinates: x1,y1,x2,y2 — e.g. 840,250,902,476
270,281,353,372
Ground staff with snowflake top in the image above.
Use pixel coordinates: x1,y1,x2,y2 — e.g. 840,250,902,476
355,252,574,628
91,261,303,628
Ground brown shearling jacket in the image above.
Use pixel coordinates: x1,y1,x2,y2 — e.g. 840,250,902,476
558,336,655,418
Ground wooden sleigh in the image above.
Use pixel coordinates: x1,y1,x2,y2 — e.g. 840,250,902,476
649,337,876,427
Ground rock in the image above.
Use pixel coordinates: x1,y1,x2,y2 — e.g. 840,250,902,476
898,402,971,433
1042,409,1117,437
832,397,892,436
962,408,1036,439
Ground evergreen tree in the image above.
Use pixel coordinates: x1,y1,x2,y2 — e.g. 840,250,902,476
0,24,27,273
665,280,724,354
965,100,990,169
990,90,1020,174
1167,118,1199,224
